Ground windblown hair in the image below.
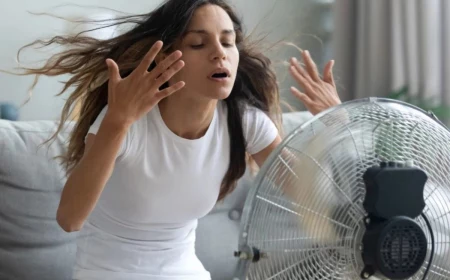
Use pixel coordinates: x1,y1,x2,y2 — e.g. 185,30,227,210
13,0,282,201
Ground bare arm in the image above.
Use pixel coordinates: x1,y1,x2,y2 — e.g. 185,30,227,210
251,134,305,191
251,135,282,168
251,135,301,204
56,115,129,232
56,40,186,232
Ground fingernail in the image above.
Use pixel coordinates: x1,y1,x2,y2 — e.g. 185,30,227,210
305,50,310,56
291,57,298,63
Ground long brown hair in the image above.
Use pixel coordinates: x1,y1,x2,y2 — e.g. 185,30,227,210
11,0,282,201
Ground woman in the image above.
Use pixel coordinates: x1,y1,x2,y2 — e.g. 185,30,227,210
17,0,340,279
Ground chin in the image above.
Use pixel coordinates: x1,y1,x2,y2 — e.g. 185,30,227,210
216,90,232,100
203,88,232,100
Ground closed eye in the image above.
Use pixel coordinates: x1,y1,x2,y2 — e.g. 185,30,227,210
191,44,204,49
190,43,234,49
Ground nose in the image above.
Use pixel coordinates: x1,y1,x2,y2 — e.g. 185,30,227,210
210,42,227,61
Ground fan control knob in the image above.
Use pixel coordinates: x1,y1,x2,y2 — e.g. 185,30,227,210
234,251,249,260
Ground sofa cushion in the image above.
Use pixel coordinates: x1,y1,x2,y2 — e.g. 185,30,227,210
0,120,77,280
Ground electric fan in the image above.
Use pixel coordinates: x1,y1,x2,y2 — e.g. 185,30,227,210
233,98,450,280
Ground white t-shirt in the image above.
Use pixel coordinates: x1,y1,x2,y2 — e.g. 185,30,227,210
72,101,278,280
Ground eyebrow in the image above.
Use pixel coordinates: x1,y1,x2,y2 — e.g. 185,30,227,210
185,29,235,35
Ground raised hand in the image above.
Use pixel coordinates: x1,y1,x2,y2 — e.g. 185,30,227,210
105,40,185,126
289,50,341,115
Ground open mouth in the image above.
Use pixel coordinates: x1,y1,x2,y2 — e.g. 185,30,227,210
209,68,231,81
211,72,229,79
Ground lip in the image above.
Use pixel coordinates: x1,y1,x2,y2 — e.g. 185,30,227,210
208,67,231,82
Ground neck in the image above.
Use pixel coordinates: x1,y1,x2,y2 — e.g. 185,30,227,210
158,93,218,140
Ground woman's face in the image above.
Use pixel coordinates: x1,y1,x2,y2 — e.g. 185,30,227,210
168,4,239,101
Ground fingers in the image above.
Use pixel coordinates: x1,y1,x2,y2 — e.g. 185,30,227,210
136,40,164,74
323,60,335,86
290,57,313,83
302,50,320,82
106,59,121,84
289,62,313,94
153,60,185,87
154,81,186,100
290,86,312,105
149,50,183,80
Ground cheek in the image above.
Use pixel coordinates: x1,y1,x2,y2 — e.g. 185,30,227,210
171,63,205,86
230,49,240,69
170,54,200,80
176,61,202,80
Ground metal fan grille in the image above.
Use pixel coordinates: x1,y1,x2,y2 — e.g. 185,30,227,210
236,99,450,280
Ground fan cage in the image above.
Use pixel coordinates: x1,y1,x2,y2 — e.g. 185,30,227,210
235,98,450,280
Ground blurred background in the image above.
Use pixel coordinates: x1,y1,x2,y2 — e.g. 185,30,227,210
0,0,449,124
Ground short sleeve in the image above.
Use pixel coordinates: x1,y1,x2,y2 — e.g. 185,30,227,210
85,105,130,159
243,106,279,155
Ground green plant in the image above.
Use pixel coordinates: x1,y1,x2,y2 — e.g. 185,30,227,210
374,86,450,161
388,86,450,120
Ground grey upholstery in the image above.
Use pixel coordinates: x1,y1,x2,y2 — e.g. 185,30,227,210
0,111,312,280
0,121,76,280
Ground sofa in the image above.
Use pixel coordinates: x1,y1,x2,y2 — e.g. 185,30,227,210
0,103,19,121
0,111,312,280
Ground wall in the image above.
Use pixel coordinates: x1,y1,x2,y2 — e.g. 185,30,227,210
0,0,331,120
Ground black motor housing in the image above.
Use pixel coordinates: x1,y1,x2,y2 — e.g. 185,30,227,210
360,162,428,279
